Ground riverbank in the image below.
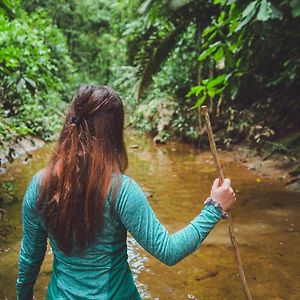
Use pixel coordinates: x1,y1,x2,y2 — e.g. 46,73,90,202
0,131,299,192
0,135,45,170
230,144,300,192
159,132,300,192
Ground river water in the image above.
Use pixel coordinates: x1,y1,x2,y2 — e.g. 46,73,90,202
0,131,299,299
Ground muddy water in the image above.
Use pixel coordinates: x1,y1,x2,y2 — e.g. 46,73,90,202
0,131,299,299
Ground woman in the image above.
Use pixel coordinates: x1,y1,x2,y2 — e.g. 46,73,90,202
16,84,236,299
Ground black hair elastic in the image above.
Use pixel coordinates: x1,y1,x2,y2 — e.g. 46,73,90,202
70,115,82,126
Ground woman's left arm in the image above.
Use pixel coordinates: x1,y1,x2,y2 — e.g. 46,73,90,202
16,172,47,300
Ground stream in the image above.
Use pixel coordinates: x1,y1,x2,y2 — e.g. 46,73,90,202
0,130,299,299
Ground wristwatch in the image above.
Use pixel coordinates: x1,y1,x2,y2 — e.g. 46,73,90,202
204,197,229,219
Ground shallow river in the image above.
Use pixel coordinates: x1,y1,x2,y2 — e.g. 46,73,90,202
0,131,299,299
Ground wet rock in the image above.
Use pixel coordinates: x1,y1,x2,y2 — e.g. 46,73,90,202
0,167,7,174
272,202,283,207
248,163,256,171
6,195,18,205
0,135,45,165
0,224,16,238
153,135,166,144
289,164,300,177
286,177,300,192
194,270,218,281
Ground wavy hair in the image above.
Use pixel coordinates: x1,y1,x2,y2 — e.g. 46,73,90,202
37,85,128,254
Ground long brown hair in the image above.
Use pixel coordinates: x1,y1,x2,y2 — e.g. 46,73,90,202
37,84,128,254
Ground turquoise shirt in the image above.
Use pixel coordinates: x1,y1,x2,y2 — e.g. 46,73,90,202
16,171,222,299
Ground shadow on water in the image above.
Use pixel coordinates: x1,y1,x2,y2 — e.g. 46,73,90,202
0,130,299,299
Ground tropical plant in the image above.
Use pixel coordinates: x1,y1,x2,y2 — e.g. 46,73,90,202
0,2,76,162
122,0,300,145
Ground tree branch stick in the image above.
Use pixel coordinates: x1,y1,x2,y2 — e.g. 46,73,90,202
201,105,252,300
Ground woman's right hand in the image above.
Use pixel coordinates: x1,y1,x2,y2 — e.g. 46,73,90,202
210,178,236,211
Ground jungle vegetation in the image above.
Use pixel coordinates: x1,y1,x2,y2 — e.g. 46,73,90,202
0,0,300,162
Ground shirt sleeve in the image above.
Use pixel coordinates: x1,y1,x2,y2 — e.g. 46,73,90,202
115,176,222,266
16,172,48,300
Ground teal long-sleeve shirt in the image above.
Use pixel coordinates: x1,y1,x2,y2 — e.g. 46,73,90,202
17,171,222,299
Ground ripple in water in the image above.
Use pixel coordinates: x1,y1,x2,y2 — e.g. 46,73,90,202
127,235,153,299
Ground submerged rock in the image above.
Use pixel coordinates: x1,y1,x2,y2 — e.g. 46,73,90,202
194,270,218,281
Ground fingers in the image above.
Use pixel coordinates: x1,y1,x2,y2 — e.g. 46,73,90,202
232,192,236,201
222,178,231,188
212,178,220,190
230,188,237,202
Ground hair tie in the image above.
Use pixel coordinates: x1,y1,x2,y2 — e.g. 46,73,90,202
70,115,82,125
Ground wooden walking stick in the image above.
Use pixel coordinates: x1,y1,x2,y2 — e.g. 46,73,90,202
201,105,252,300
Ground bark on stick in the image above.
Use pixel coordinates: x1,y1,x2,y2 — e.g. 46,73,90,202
201,105,252,300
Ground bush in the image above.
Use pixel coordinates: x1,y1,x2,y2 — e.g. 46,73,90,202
0,8,77,147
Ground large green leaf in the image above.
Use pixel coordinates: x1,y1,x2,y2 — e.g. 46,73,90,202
257,0,272,21
290,0,300,17
186,85,205,97
235,1,258,31
16,78,25,94
207,74,226,89
213,46,224,62
0,0,14,18
136,22,188,100
191,94,206,109
202,25,216,37
198,42,221,61
138,0,154,14
169,0,194,10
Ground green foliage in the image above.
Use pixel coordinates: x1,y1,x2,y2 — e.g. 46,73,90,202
186,0,299,144
0,10,75,98
126,24,199,142
1,0,300,156
190,0,300,103
0,0,15,18
0,3,76,155
125,0,214,99
22,0,128,84
187,74,228,108
118,0,300,146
